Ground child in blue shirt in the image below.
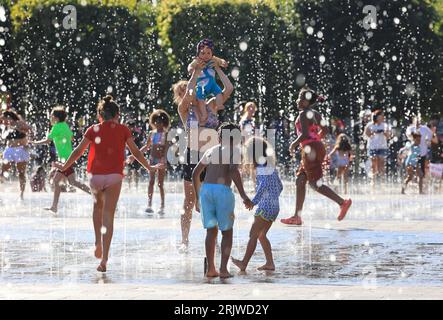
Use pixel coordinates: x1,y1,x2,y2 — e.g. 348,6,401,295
188,39,228,126
232,137,283,272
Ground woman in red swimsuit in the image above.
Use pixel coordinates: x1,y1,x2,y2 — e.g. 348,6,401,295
281,87,352,225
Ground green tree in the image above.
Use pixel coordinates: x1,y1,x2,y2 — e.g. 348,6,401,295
293,0,442,124
9,1,169,131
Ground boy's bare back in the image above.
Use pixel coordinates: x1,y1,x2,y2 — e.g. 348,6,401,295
201,145,239,186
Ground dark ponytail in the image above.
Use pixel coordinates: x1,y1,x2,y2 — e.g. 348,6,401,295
2,110,21,122
97,95,120,121
300,86,322,106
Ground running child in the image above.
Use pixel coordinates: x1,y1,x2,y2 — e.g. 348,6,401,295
328,133,353,194
281,87,352,225
192,122,253,278
401,132,422,194
231,136,283,272
129,109,170,215
53,95,161,272
32,106,90,214
188,39,228,126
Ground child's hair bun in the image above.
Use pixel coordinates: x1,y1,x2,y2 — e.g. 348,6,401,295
103,95,113,103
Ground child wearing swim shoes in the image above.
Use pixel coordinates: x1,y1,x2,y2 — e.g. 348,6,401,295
188,39,228,126
231,136,283,272
192,122,253,278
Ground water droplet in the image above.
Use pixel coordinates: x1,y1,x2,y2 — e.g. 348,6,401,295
95,137,101,144
231,67,240,79
83,58,90,66
239,41,248,51
100,226,107,235
306,26,314,35
306,110,314,119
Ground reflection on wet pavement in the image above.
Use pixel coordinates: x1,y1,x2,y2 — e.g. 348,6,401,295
1,222,442,286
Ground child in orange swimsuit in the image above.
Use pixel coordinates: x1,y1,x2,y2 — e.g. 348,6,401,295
281,87,352,226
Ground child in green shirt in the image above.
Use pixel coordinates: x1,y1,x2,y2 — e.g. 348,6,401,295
32,106,90,213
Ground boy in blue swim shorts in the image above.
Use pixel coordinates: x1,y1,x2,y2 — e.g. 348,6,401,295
193,122,252,278
188,39,228,126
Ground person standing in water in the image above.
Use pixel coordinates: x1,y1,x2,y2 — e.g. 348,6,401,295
53,95,161,272
32,106,90,214
280,87,352,226
0,110,32,200
173,58,233,252
129,109,170,215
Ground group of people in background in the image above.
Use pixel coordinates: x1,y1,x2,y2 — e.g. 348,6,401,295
0,38,442,277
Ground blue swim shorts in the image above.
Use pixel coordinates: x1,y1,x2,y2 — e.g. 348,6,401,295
199,183,235,231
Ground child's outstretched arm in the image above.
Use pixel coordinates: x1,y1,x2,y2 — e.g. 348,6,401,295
211,56,228,68
187,57,199,74
54,137,91,171
126,137,155,171
230,165,253,209
328,146,338,158
32,138,51,145
214,66,233,104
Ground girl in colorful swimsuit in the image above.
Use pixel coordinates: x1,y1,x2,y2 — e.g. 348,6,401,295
137,109,171,215
188,39,228,126
231,136,283,272
328,133,353,194
0,110,32,200
280,87,352,226
173,58,233,252
54,95,160,272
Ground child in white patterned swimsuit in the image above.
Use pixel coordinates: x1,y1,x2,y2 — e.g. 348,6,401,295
231,137,283,272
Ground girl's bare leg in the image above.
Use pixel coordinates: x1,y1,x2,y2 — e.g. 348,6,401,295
343,167,349,194
371,157,378,181
157,169,166,208
205,227,219,277
418,162,425,194
310,180,344,206
98,180,122,272
231,216,270,271
47,171,64,212
181,181,195,246
16,162,27,200
197,99,208,125
0,162,12,182
378,157,386,182
258,221,275,270
67,173,90,194
147,170,156,208
294,173,307,216
402,166,414,194
92,190,104,259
